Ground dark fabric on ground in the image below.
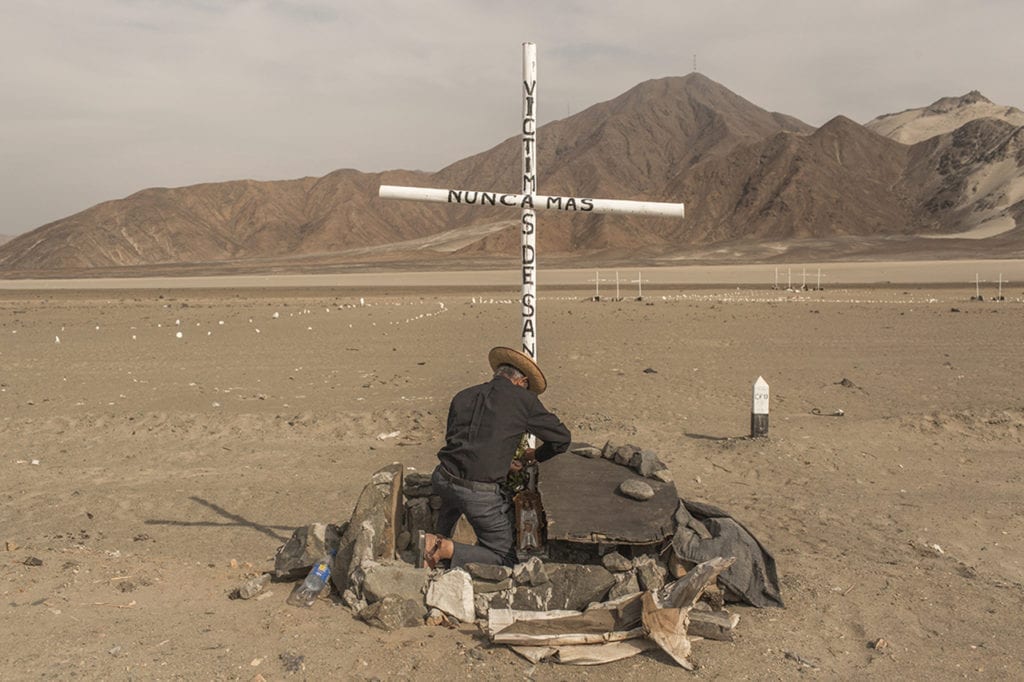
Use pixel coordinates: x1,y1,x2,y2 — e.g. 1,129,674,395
671,499,784,608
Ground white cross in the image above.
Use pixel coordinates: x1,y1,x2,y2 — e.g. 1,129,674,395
587,270,609,301
630,271,649,300
379,43,685,361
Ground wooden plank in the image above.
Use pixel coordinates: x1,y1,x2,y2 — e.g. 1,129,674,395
554,639,658,665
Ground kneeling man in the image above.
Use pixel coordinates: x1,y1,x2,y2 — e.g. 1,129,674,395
420,347,571,568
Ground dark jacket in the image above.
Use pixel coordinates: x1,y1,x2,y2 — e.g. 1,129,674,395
437,376,571,483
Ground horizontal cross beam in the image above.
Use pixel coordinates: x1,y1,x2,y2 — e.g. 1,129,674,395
379,185,685,219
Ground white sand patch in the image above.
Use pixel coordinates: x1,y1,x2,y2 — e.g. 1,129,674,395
922,215,1016,240
868,103,1024,144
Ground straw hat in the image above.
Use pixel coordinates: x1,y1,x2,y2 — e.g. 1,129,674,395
488,346,547,395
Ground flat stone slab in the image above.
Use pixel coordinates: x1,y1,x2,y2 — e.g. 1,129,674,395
539,453,678,545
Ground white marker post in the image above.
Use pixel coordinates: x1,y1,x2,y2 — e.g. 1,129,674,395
751,376,769,438
631,271,648,300
588,270,605,301
521,44,538,359
971,274,984,301
379,43,685,361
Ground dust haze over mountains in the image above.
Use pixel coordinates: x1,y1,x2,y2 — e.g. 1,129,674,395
2,74,1023,276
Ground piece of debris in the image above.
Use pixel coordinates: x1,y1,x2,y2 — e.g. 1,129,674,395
425,569,475,623
601,552,632,573
870,637,889,652
279,651,305,673
23,557,43,567
783,650,820,669
643,368,658,374
233,573,272,600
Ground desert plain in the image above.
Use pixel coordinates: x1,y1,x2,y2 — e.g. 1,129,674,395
2,261,1023,680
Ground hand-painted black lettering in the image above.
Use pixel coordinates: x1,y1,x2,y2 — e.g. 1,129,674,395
521,196,534,210
482,192,497,206
523,79,537,96
522,299,536,321
448,190,462,203
521,213,535,233
500,194,517,207
465,191,478,204
564,197,577,210
546,196,563,210
522,174,536,193
522,265,535,285
522,244,535,265
581,198,594,211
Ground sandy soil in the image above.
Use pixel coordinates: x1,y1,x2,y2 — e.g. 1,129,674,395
2,274,1023,680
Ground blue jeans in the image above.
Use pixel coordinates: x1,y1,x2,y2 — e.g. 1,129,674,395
431,466,516,568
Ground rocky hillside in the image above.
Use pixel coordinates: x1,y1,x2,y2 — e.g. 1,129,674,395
2,77,1022,273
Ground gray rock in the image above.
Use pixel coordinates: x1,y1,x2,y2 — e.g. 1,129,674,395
608,571,640,600
403,471,434,498
634,449,668,478
425,569,475,623
428,495,442,511
601,441,618,459
495,581,552,606
601,551,633,573
274,523,343,579
634,554,667,592
331,463,403,594
361,563,430,604
342,588,367,613
473,593,495,620
613,445,636,466
652,469,674,483
233,573,271,599
465,562,513,582
545,563,616,610
512,556,549,586
619,479,655,501
425,607,447,626
395,530,411,552
404,497,433,538
472,578,512,594
358,595,425,631
571,446,603,459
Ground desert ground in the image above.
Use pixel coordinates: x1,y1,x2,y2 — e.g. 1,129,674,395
2,262,1023,680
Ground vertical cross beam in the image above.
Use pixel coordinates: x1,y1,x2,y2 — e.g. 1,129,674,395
521,43,538,360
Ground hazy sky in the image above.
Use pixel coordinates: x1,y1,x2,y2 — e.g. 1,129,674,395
3,1,1023,235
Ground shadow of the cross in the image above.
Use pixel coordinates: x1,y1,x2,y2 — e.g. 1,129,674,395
144,496,293,543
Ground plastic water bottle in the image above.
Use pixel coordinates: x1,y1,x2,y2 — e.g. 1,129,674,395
286,553,334,608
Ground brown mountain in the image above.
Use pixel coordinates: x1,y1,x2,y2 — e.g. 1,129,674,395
674,115,922,244
2,75,1022,274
